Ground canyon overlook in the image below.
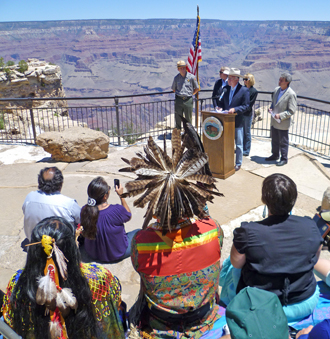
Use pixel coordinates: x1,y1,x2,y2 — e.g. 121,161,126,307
0,19,330,102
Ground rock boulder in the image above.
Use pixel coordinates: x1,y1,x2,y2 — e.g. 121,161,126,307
36,126,109,162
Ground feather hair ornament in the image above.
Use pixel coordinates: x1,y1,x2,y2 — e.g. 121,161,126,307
49,319,62,339
36,265,57,311
120,128,224,231
53,243,69,280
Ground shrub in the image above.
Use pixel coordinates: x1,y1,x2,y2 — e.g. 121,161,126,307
113,123,142,145
6,60,15,66
18,60,28,73
0,57,4,69
0,112,5,130
4,67,12,76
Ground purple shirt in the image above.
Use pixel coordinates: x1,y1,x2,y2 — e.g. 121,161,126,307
84,204,131,262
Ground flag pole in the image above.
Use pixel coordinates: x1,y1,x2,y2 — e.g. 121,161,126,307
195,5,200,130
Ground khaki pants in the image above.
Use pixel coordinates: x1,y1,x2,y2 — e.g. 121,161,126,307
174,96,193,130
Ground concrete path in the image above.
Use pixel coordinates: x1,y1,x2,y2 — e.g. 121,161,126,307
0,137,329,308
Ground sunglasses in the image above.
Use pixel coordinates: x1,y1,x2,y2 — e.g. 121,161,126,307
219,71,223,74
243,78,249,81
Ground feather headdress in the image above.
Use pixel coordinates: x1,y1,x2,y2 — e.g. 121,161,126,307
120,127,223,232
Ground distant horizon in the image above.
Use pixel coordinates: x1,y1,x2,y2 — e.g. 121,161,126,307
1,18,330,25
1,0,330,23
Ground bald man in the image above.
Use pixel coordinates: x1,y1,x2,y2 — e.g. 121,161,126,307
22,167,81,240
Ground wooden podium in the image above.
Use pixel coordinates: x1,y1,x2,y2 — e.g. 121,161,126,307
201,110,236,179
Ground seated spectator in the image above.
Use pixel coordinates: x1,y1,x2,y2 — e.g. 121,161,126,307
81,176,138,263
221,173,323,324
22,167,80,240
2,216,125,339
123,129,225,338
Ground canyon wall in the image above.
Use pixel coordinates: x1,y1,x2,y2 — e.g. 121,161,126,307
0,19,330,102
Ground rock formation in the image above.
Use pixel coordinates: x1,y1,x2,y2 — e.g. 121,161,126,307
0,58,66,109
0,59,87,142
36,126,110,162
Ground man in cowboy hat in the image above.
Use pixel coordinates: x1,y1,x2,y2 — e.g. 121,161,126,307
172,60,199,130
218,68,250,171
266,72,297,166
212,66,230,109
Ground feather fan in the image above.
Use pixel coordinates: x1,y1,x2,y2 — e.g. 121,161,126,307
119,129,224,231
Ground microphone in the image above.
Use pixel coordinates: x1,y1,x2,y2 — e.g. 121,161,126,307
219,88,227,101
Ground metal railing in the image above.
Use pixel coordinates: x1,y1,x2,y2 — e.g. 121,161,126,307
0,90,329,157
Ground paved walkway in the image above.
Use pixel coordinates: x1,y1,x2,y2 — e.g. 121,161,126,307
0,137,329,308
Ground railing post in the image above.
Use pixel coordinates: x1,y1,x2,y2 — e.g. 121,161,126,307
195,93,199,129
29,100,37,144
115,97,121,146
199,99,204,135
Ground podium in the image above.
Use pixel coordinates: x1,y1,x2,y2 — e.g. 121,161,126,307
201,110,236,179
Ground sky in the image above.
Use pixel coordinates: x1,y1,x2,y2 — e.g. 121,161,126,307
1,0,330,22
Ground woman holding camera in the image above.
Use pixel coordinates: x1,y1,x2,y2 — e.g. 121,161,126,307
81,176,139,263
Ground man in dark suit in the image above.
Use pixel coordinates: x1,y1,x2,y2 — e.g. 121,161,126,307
219,68,250,171
212,66,229,109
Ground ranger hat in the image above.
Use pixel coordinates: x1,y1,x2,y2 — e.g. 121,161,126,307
226,287,288,339
177,60,186,67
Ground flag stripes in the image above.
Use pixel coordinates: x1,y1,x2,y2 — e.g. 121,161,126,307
186,16,202,76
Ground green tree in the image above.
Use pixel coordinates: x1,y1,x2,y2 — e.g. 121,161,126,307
18,60,28,73
0,57,4,69
6,60,15,66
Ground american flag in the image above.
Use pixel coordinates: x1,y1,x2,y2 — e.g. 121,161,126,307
186,16,202,76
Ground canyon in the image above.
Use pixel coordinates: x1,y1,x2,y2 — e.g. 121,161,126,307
0,19,330,103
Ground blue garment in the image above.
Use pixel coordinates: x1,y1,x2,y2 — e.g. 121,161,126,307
276,88,287,104
229,86,236,104
297,319,330,339
243,114,253,155
235,127,243,166
219,257,241,306
22,190,81,240
218,83,250,128
284,285,320,324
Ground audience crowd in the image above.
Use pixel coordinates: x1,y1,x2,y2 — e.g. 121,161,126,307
1,64,330,339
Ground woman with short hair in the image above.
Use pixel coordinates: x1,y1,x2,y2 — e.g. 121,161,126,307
242,73,258,156
223,173,323,323
2,216,125,339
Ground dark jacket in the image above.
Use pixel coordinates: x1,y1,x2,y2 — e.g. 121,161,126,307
212,79,227,108
243,86,258,116
234,215,323,306
219,83,250,128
